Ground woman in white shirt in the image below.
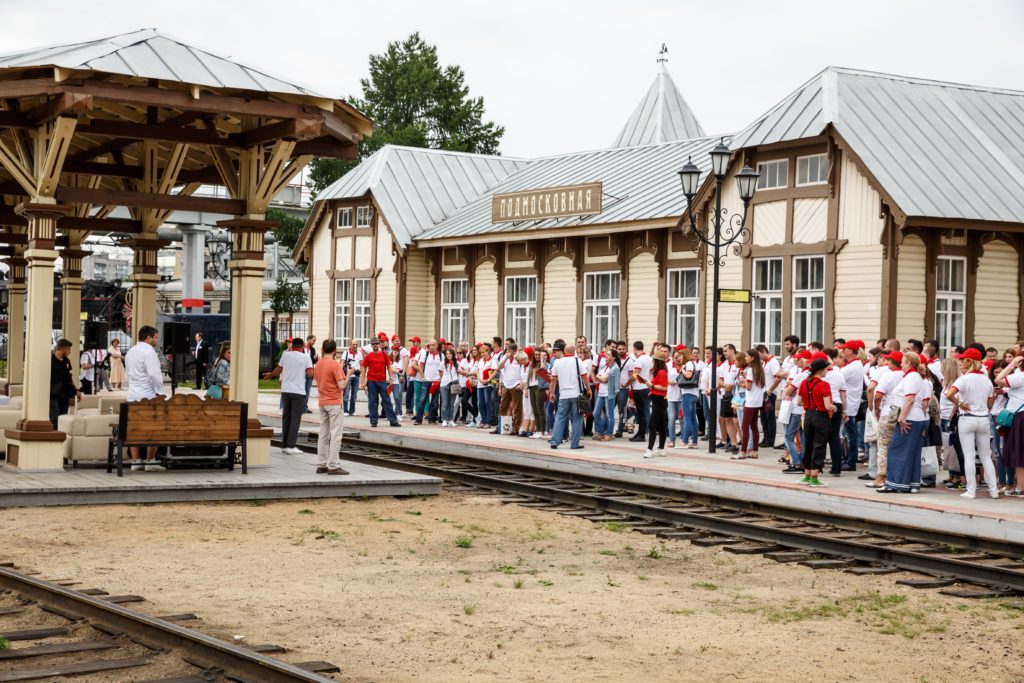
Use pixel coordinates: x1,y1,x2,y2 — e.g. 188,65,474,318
438,348,461,427
736,349,766,460
879,352,930,494
938,357,965,490
458,348,478,427
945,348,996,499
389,348,405,421
995,354,1024,496
666,349,683,449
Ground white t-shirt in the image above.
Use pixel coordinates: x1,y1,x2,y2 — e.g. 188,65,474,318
763,356,782,394
951,372,993,416
679,360,700,397
595,356,610,397
788,368,808,416
875,368,902,413
125,342,164,402
1003,370,1024,412
892,371,927,422
440,362,460,387
743,367,765,408
841,360,865,415
416,350,443,381
699,360,713,393
390,360,403,385
718,361,739,396
458,358,473,388
501,362,525,389
824,367,845,405
80,351,96,382
667,365,681,402
341,349,363,374
551,356,585,399
280,350,313,395
631,354,653,390
620,356,636,389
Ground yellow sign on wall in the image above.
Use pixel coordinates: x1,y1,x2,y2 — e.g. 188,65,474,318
79,312,89,320
717,288,751,304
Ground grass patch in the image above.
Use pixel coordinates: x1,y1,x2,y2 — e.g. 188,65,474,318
405,510,422,516
763,592,935,638
648,545,666,560
513,578,524,589
539,579,554,587
297,509,314,515
304,527,338,539
0,636,7,650
454,536,474,549
598,550,618,557
463,604,476,616
692,581,719,591
258,378,281,390
604,522,629,533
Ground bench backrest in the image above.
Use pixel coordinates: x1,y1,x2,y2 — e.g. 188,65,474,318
119,393,247,445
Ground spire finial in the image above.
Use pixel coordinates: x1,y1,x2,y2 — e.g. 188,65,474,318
657,43,668,64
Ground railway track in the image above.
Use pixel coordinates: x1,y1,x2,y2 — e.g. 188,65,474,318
313,436,1024,599
0,564,339,682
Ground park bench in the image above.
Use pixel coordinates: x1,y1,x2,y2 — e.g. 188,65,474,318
106,393,248,477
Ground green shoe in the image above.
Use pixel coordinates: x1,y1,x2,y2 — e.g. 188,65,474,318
798,476,812,485
806,477,829,488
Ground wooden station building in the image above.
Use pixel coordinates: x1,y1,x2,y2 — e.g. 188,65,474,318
0,29,371,470
294,64,1024,357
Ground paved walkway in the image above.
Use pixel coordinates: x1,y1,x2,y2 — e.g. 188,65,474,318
257,392,1024,544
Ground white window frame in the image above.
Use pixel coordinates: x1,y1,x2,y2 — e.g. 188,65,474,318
333,279,351,346
792,256,825,345
756,159,789,190
796,153,828,186
440,278,470,344
336,207,352,229
752,258,783,356
583,271,621,346
503,275,537,345
935,256,966,357
666,268,700,348
353,278,372,347
356,206,373,228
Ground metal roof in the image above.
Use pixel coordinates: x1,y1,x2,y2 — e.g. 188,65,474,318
416,136,718,242
731,67,1024,224
313,145,530,246
0,28,322,96
612,63,705,148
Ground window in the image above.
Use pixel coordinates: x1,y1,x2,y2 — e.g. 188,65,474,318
336,207,352,229
441,279,470,344
797,154,828,186
583,272,620,346
356,206,373,228
752,258,783,355
756,159,789,190
935,257,966,356
333,279,351,345
793,256,825,344
354,278,371,346
666,268,700,348
504,276,536,345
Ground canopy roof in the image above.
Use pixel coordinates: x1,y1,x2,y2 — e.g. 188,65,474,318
730,66,1024,225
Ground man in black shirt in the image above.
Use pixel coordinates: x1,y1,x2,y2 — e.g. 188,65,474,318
50,339,79,428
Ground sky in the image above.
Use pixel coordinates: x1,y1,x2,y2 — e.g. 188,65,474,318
0,0,1022,158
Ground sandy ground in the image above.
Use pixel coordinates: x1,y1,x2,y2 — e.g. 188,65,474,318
3,493,1024,683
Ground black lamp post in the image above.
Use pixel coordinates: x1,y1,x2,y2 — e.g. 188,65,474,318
678,140,759,454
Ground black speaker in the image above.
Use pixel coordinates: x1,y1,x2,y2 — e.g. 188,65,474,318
84,321,107,350
162,322,191,355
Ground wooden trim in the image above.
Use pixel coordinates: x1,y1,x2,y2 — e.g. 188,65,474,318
746,136,829,156
533,241,545,343
751,184,829,205
574,237,584,337
657,229,668,338
881,212,898,338
829,126,908,227
416,217,680,247
965,232,980,343
906,216,1024,233
616,233,629,342
923,231,939,340
52,185,245,214
741,239,847,257
1018,235,1024,339
586,235,617,257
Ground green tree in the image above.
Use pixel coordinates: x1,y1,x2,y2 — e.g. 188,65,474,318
307,32,505,196
269,276,308,340
265,207,307,253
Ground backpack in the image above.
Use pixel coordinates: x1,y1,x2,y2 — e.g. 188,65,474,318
205,359,224,387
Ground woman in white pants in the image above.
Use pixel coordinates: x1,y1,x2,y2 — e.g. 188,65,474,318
944,348,997,499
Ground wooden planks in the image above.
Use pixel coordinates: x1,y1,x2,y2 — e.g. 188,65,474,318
0,639,117,660
0,656,150,681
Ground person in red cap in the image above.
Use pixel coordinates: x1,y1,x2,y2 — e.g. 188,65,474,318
818,351,848,477
867,351,904,488
405,336,422,415
946,347,997,499
779,350,812,473
837,340,868,472
879,351,929,494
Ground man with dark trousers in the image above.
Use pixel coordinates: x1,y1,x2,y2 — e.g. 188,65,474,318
194,332,210,389
50,339,79,429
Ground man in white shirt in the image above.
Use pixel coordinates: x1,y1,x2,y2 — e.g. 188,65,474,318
549,344,590,450
340,341,363,416
628,341,653,443
413,339,443,424
758,345,783,449
495,344,524,434
125,325,166,470
80,343,97,395
264,337,314,454
838,340,868,471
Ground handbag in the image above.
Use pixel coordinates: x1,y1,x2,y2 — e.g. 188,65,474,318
778,399,793,426
864,409,878,442
677,362,699,388
575,359,592,414
920,445,939,478
995,404,1024,429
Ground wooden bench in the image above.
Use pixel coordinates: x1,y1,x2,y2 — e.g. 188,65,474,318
106,393,247,477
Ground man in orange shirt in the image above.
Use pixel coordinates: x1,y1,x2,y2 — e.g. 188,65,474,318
313,339,348,475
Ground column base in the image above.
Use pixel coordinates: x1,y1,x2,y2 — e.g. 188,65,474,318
3,430,67,471
247,418,273,468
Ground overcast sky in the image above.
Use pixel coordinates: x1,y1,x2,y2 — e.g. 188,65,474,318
1,0,1022,158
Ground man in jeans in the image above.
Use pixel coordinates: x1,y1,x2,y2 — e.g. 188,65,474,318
340,341,362,415
628,341,652,442
313,339,348,475
264,337,313,455
549,344,590,450
361,337,400,427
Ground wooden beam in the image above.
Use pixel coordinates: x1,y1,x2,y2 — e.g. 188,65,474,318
238,117,321,146
53,185,245,214
76,118,239,147
0,110,31,128
0,231,27,244
0,138,35,194
0,211,142,232
200,119,239,198
26,92,93,124
65,112,203,163
36,116,77,197
62,160,223,184
253,140,295,209
320,110,363,144
293,137,357,159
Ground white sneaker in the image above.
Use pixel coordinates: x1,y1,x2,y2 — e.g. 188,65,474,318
990,491,999,499
960,491,976,499
655,449,666,457
283,447,303,455
130,463,144,472
440,422,448,428
144,463,165,472
449,421,457,428
643,449,654,458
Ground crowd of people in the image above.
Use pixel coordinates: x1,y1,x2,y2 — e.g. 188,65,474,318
306,330,1024,499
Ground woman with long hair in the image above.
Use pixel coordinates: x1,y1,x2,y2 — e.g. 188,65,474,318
995,352,1024,496
643,350,670,458
207,342,231,397
528,348,549,438
477,343,494,429
945,348,997,499
880,352,929,494
459,345,480,427
938,356,966,489
593,347,619,442
736,349,767,459
439,347,460,427
108,338,125,389
389,347,405,420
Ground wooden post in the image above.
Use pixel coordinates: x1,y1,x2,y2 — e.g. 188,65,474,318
3,256,26,392
59,246,89,378
125,237,167,338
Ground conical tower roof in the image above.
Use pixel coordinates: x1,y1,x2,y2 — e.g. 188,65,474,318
612,62,705,147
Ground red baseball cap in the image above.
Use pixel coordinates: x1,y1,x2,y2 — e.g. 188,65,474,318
377,331,388,341
674,344,687,352
956,348,982,361
837,340,864,350
795,350,813,361
885,351,904,364
524,346,534,356
811,351,830,362
391,335,401,343
409,336,422,344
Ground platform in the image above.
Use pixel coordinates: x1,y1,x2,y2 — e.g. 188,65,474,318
0,445,441,507
257,393,1024,545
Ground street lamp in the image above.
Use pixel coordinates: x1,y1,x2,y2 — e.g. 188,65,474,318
678,139,759,454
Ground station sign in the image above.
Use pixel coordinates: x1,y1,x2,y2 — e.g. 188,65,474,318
717,288,751,303
492,182,602,223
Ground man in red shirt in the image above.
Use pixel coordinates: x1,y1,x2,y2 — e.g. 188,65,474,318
361,337,400,427
313,339,348,475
